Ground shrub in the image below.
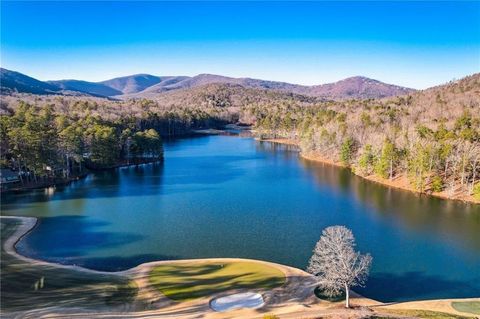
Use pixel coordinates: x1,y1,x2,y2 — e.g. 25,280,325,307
357,144,375,175
340,137,356,165
474,183,480,201
431,175,444,192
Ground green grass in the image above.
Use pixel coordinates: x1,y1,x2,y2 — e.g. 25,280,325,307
451,301,480,315
382,309,471,319
149,261,286,301
0,218,139,312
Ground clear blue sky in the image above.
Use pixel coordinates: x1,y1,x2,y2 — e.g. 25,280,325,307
1,1,479,89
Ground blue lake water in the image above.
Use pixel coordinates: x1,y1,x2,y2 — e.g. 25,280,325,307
1,135,479,302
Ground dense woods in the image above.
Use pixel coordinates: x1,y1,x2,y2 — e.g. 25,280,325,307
0,102,164,187
1,85,272,188
249,74,480,201
1,74,479,201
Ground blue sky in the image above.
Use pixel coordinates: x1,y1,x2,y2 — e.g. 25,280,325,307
1,1,479,89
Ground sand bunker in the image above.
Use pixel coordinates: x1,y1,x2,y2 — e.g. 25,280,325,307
210,292,265,312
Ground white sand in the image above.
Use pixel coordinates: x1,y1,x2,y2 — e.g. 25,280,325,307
210,292,264,312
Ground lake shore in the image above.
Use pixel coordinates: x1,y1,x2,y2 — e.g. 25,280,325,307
0,157,163,194
2,215,479,318
260,138,480,205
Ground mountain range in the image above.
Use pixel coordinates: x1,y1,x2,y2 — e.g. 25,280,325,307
0,67,415,100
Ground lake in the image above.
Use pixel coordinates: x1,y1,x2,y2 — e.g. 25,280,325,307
1,134,479,302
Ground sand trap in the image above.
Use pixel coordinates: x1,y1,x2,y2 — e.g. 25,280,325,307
210,292,265,312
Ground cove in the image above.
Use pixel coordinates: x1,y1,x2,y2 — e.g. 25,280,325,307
1,134,479,302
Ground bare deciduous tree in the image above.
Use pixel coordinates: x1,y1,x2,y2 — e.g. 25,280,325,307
307,225,372,308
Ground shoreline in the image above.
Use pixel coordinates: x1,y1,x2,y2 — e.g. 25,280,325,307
0,215,352,318
0,216,480,319
0,158,163,195
2,215,479,318
260,138,480,205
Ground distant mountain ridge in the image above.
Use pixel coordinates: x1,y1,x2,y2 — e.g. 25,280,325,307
48,79,122,97
100,74,163,94
0,68,61,95
0,67,415,99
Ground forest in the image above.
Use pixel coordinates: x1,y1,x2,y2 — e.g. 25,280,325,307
1,74,479,200
0,83,312,188
249,74,480,201
0,102,164,187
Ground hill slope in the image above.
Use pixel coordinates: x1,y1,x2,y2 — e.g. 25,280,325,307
128,74,414,99
100,74,163,94
0,68,60,95
48,80,122,97
0,68,415,99
308,76,413,99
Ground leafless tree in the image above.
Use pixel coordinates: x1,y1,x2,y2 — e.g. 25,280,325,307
307,226,372,308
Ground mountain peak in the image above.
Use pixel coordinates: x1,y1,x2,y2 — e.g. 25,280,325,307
1,68,415,99
100,74,162,94
311,76,414,99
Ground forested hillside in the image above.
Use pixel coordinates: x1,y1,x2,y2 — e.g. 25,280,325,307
250,74,480,202
0,84,313,188
0,68,414,99
1,74,479,201
0,102,164,188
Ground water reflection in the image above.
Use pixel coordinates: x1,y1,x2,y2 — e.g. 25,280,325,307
300,159,480,252
1,135,479,302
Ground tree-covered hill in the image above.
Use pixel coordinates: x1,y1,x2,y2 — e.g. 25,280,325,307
1,73,478,200
250,73,480,201
0,68,414,99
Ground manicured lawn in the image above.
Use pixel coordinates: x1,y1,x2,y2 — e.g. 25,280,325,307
0,218,139,312
149,261,286,301
451,301,480,315
382,309,471,319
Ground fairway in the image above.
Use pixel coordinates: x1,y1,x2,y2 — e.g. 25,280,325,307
452,301,480,315
148,261,286,301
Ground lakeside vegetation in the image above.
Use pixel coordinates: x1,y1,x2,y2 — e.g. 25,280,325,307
250,74,480,201
0,84,314,191
1,73,479,201
0,101,164,189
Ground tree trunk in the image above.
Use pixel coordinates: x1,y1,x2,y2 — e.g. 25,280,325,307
444,159,448,178
389,158,393,180
471,161,478,194
345,283,350,308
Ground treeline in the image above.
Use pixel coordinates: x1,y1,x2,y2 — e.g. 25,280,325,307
248,74,480,200
0,102,164,185
2,74,479,200
1,83,288,187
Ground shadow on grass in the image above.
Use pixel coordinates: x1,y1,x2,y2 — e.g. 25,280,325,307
148,263,285,301
0,219,140,313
